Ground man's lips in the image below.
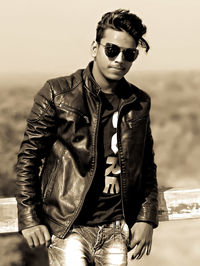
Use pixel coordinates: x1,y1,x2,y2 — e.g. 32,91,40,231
109,65,125,71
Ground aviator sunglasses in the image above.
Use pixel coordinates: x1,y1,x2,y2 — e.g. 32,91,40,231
99,42,139,62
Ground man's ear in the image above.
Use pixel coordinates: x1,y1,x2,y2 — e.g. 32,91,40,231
91,41,98,58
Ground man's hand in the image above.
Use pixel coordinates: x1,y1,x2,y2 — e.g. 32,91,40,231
129,222,153,260
22,224,51,248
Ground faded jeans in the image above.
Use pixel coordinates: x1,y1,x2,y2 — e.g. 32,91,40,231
48,219,130,266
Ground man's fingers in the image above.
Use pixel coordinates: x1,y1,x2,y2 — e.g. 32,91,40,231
42,225,51,247
136,245,146,259
22,225,51,248
25,236,34,248
129,222,154,260
36,228,46,246
129,234,138,250
146,241,152,255
22,229,35,248
131,241,152,260
131,242,143,259
32,233,40,247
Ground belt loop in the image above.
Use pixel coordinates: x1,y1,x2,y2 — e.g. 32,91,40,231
115,220,121,229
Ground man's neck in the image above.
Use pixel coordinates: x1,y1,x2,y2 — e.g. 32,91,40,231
92,64,120,94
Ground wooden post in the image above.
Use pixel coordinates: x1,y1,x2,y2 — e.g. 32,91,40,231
0,187,200,233
0,197,18,233
158,187,200,221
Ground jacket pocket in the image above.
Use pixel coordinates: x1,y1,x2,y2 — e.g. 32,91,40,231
123,116,148,145
126,115,148,129
57,102,90,125
41,157,58,201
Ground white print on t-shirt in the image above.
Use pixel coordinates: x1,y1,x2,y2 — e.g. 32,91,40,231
103,111,121,194
111,111,118,154
103,156,120,194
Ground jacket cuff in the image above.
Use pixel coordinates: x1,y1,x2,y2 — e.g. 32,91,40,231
18,214,41,232
136,209,158,228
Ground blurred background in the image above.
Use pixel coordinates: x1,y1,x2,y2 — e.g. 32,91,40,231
0,0,200,265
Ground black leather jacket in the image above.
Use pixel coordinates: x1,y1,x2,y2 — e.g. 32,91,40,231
16,62,158,238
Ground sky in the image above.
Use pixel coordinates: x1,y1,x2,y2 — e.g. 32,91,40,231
1,0,200,76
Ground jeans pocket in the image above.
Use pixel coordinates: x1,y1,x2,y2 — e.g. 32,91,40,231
121,223,130,248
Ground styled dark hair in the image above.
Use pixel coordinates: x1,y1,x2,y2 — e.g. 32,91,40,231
96,9,150,52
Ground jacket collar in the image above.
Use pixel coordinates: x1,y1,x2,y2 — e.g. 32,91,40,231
83,61,137,103
83,61,101,97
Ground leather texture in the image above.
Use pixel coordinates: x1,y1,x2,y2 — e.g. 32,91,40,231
16,62,158,238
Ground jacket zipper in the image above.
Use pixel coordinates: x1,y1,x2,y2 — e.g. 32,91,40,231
62,94,135,236
117,96,137,222
63,95,102,237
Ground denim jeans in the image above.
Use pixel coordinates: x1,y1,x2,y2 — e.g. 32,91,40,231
48,219,130,266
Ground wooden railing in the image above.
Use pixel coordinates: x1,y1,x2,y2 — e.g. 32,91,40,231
0,187,200,233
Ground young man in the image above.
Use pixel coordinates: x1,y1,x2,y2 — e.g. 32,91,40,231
16,9,158,265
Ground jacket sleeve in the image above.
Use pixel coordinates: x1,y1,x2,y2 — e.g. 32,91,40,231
16,81,57,231
136,115,159,228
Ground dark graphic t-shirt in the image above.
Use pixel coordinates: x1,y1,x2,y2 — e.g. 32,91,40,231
75,91,123,225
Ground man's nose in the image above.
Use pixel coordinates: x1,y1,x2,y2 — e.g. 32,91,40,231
115,51,124,62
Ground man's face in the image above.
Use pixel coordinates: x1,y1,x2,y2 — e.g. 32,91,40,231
92,28,137,81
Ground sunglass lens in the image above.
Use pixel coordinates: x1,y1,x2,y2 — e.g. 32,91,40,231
105,43,120,58
124,49,138,62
